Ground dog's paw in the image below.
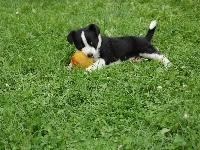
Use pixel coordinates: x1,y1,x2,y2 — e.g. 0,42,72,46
86,68,91,72
128,56,141,62
86,66,94,72
165,62,172,68
86,64,100,72
162,57,172,68
68,63,72,70
86,58,106,71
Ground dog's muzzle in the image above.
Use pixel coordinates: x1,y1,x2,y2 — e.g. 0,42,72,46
87,53,93,57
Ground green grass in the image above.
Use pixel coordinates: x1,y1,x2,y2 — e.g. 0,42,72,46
0,0,200,149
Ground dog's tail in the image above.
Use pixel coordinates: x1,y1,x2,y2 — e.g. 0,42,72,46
145,20,157,42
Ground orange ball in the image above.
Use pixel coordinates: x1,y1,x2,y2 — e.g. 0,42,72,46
71,51,93,68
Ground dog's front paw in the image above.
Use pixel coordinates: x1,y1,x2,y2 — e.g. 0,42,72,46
68,63,72,70
165,62,172,68
86,58,106,71
86,64,100,72
86,65,94,72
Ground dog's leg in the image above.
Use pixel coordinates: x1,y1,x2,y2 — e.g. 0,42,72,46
139,53,171,67
86,58,106,71
109,59,122,66
128,56,141,62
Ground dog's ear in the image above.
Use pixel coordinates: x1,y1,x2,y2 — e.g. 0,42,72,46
88,24,100,36
67,31,75,44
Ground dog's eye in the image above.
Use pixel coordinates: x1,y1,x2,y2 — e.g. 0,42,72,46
91,41,95,46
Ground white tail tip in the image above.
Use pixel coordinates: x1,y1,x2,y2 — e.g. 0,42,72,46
149,20,157,30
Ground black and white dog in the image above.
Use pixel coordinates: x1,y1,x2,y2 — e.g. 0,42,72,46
67,20,171,71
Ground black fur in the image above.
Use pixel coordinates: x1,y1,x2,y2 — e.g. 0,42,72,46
67,21,170,69
99,36,157,64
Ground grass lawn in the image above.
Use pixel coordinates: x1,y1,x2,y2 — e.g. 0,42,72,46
0,0,200,149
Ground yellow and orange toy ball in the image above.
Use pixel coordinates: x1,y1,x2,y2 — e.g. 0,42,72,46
71,50,93,68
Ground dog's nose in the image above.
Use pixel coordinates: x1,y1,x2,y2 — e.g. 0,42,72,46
87,53,93,57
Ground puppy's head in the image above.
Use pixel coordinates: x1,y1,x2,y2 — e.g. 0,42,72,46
67,24,102,59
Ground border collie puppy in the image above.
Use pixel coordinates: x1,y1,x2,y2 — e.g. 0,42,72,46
67,20,171,71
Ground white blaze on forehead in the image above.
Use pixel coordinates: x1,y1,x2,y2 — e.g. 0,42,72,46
81,31,102,50
81,31,95,57
97,34,102,50
81,31,89,47
81,31,101,60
